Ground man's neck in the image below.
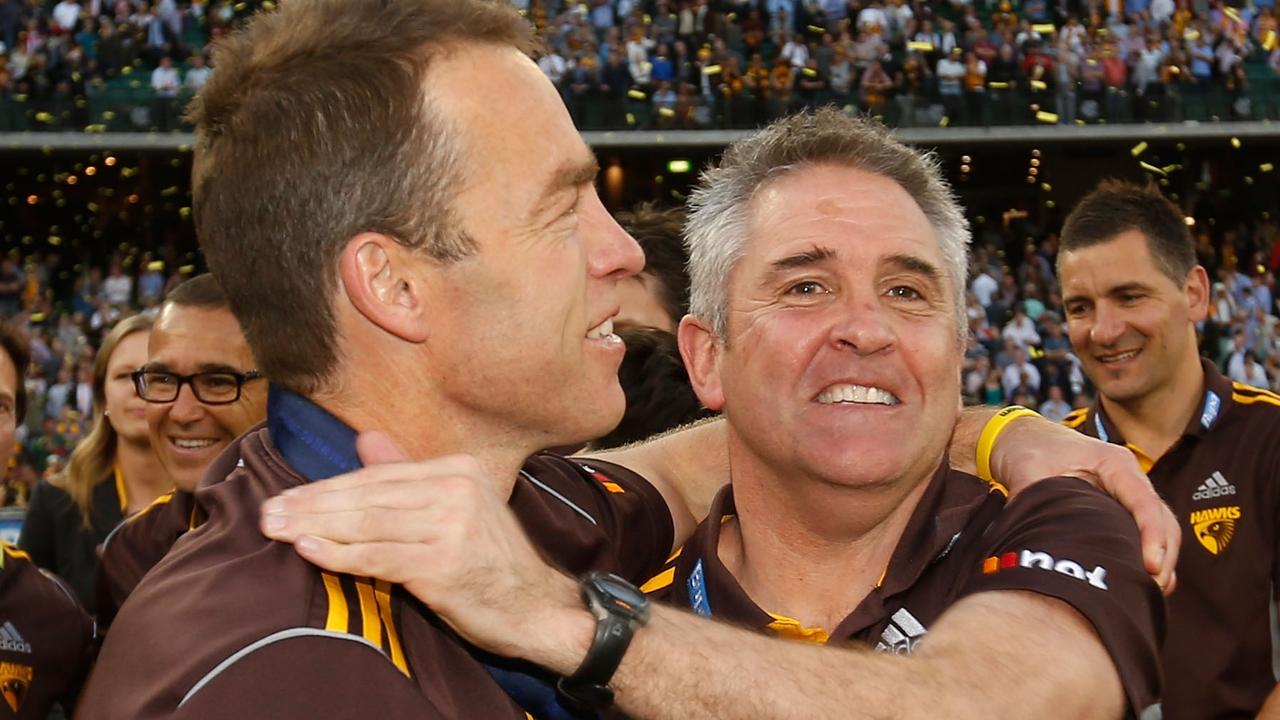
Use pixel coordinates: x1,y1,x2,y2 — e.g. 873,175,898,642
1101,350,1205,462
718,455,935,632
310,371,534,493
116,437,172,514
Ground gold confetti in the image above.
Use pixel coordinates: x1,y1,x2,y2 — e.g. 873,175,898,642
1140,161,1167,176
627,89,646,100
1032,23,1056,33
1261,163,1275,173
1231,137,1242,149
1030,80,1048,91
1041,183,1052,192
908,41,935,52
939,116,951,127
1035,110,1058,123
1130,141,1148,157
1264,30,1277,52
702,64,722,75
988,81,1009,89
658,107,676,118
1161,164,1179,174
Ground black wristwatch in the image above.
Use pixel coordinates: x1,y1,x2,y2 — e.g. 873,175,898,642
555,572,651,711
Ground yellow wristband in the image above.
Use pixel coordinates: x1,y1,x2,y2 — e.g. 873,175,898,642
975,405,1040,484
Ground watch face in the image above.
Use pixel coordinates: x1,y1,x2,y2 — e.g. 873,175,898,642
591,573,651,622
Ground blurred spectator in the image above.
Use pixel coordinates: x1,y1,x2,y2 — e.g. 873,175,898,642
613,203,690,333
18,315,164,612
1002,346,1042,397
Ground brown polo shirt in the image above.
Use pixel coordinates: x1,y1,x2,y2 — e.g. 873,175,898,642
79,391,674,719
95,489,201,633
1064,359,1280,719
0,543,94,719
643,467,1164,717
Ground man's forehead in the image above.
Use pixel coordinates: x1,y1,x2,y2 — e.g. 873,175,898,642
151,306,252,363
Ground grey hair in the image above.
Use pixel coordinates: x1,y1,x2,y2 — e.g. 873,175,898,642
685,108,970,341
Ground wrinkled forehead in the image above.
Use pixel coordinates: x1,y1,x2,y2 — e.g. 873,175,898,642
151,305,254,369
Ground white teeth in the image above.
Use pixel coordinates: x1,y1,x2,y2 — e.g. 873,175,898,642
816,384,899,406
173,438,217,450
587,318,615,340
1100,349,1140,363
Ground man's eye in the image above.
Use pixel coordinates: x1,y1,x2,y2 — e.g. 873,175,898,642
887,285,923,300
787,281,827,296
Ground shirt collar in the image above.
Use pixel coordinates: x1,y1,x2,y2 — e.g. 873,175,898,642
266,385,361,482
1091,357,1233,446
682,459,995,637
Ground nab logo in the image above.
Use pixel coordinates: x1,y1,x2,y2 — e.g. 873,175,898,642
1190,506,1240,555
982,550,1109,590
0,661,31,713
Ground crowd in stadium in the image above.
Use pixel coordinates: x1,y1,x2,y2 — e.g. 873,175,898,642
2,192,1278,508
2,0,1279,130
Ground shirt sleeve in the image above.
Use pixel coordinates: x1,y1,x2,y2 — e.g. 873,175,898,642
510,454,675,585
958,477,1164,717
171,635,449,720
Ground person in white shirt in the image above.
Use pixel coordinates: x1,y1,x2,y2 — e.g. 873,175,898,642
971,269,998,307
1002,347,1043,397
1003,305,1041,349
52,0,81,33
185,54,212,93
151,56,180,98
538,49,568,86
1038,385,1073,422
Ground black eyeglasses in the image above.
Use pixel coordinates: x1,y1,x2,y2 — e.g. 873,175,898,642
131,369,264,405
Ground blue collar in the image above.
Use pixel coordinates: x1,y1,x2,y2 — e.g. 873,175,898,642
267,385,361,483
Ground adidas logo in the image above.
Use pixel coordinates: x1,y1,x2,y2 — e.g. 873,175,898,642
875,608,928,655
0,623,31,654
1193,472,1237,501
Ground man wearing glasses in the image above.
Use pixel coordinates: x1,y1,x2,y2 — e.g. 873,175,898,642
96,274,266,630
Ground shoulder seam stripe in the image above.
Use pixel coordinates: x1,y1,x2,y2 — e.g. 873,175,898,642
178,628,386,708
519,470,598,526
102,491,177,552
1233,393,1280,408
1232,384,1280,400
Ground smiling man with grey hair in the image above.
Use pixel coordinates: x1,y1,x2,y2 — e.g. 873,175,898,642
260,109,1168,719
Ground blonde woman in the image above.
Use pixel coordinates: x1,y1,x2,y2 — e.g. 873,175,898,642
19,314,169,612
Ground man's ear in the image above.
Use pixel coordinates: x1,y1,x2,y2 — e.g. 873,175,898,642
337,233,431,343
1185,265,1210,324
678,314,726,412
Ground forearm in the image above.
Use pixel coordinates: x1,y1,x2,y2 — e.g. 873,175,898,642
584,416,728,525
529,592,1119,720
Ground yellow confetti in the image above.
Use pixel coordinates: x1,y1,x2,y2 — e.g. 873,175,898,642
1131,141,1148,157
1032,23,1057,33
627,89,646,100
702,64,722,75
1261,163,1275,173
1030,80,1048,91
147,261,165,271
179,265,196,274
807,24,825,33
1041,183,1053,192
802,67,818,77
1161,164,1180,174
988,81,1010,89
1140,161,1167,176
1231,137,1242,149
1036,110,1059,123
939,116,951,127
658,107,676,118
907,41,935,52
1264,30,1277,52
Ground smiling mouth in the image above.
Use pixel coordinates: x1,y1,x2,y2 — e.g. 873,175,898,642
816,384,900,406
170,437,219,451
1096,348,1141,364
586,317,616,340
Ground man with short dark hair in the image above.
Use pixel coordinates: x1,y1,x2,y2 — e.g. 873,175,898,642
0,321,94,718
95,274,267,631
1058,179,1280,718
